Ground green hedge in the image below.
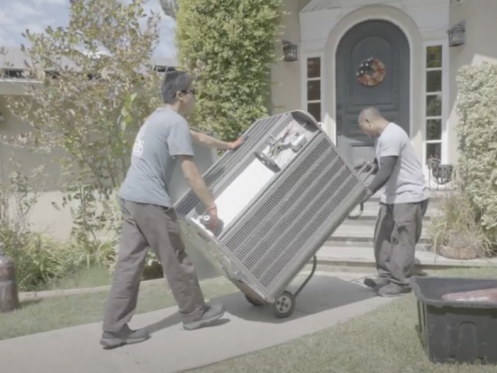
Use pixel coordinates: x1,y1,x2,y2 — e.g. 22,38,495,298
456,63,497,240
176,0,283,141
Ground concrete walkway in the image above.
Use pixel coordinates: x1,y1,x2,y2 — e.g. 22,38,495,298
0,272,393,373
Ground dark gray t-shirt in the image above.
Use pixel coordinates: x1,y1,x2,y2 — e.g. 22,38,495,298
375,122,426,204
119,107,194,207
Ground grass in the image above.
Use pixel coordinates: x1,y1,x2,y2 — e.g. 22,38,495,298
0,276,237,341
42,265,112,290
189,267,497,373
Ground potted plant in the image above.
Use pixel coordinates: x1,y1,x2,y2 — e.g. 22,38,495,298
428,191,492,260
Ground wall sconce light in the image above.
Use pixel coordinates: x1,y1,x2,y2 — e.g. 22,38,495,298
282,41,298,62
448,21,466,47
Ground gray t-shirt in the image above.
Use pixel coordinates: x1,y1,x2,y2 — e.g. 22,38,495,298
119,107,194,207
375,122,426,204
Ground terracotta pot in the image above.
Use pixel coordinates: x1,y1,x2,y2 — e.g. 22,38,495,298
437,245,479,260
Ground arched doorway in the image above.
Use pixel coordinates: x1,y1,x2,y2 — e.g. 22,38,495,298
335,20,410,164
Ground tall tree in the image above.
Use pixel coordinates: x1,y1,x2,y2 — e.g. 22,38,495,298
2,0,163,243
176,0,283,140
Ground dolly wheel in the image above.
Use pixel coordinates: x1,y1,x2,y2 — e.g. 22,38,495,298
269,291,295,318
245,294,264,307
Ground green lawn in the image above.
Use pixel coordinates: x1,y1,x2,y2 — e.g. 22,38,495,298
0,276,237,341
189,267,497,373
43,265,112,290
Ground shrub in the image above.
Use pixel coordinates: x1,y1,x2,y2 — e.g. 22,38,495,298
428,191,492,259
0,162,116,291
456,63,497,241
2,231,75,291
176,0,283,140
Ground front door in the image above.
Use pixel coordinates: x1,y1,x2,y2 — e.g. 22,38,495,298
335,20,410,165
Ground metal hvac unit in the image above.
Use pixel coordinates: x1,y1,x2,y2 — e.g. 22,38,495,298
175,110,370,318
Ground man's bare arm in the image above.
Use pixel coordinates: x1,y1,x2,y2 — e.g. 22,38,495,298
179,155,216,209
190,130,231,150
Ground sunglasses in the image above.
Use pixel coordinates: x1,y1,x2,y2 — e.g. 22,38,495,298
180,89,196,96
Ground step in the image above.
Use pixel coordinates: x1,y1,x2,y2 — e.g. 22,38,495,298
316,245,497,269
325,239,430,251
327,225,431,244
369,189,451,201
350,203,435,220
340,218,431,228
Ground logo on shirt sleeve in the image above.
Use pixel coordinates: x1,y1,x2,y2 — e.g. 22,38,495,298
132,137,144,157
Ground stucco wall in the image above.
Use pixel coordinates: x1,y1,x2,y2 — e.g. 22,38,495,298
270,0,311,114
0,95,79,241
447,0,497,165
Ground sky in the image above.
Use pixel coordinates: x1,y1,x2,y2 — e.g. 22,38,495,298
0,0,177,57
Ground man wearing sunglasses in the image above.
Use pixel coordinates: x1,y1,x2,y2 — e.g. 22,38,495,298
100,71,242,349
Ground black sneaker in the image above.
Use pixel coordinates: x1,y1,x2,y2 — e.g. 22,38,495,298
100,324,150,349
378,283,411,298
363,277,389,289
183,304,226,331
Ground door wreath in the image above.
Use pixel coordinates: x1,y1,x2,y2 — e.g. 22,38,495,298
356,57,386,87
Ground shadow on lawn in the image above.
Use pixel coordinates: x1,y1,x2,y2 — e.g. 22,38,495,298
143,274,376,335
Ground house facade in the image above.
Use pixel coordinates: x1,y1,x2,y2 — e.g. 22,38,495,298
1,0,496,239
270,0,497,183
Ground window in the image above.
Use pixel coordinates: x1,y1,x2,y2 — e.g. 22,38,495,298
306,57,321,122
424,45,443,162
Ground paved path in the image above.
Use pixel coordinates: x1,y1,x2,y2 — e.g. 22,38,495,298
0,272,393,373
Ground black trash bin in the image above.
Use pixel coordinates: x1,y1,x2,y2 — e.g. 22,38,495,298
413,276,497,365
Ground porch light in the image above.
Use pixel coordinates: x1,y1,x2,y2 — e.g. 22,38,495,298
282,41,298,62
448,22,465,47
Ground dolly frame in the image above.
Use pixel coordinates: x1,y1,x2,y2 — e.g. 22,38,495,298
244,255,318,318
242,162,373,318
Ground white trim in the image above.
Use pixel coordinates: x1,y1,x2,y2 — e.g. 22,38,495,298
299,0,451,45
300,52,325,124
299,53,307,111
329,15,415,143
421,40,449,168
441,39,450,163
420,40,449,188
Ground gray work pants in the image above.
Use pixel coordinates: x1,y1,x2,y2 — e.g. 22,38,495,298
373,199,429,287
102,198,206,332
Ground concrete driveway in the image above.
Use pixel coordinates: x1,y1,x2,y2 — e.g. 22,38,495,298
0,272,393,373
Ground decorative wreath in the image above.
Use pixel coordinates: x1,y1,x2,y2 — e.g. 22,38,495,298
356,57,386,87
